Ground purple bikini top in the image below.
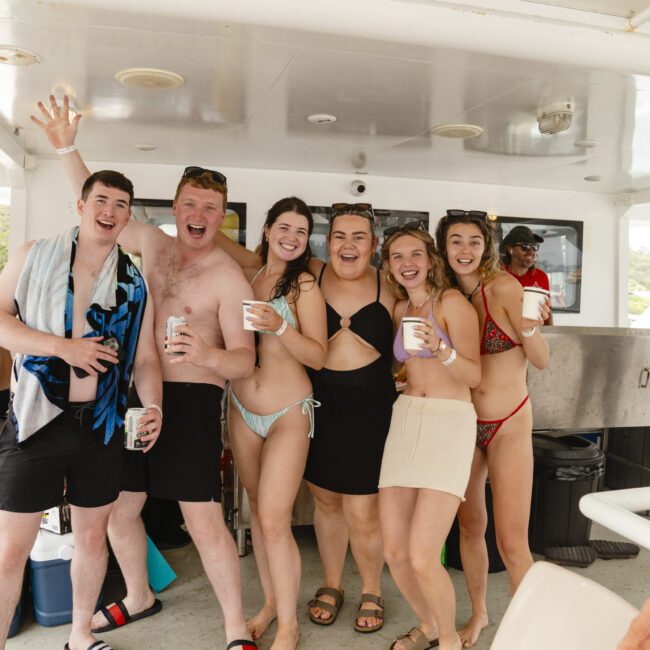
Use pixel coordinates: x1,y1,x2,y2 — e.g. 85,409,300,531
393,300,452,363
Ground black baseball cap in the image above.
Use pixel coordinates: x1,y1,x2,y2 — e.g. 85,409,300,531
501,226,544,250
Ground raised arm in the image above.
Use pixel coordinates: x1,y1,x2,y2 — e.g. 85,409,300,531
498,276,550,370
30,95,166,257
0,243,118,374
214,231,262,270
31,95,90,197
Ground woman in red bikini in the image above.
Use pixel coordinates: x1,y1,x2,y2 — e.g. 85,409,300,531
435,210,550,648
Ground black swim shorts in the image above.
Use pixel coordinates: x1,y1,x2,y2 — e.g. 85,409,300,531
0,403,123,513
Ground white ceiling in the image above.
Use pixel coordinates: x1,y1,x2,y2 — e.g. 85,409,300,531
1,0,650,195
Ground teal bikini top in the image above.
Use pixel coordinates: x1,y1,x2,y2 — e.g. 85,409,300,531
251,267,297,334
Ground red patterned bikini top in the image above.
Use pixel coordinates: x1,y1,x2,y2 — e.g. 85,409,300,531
480,285,522,355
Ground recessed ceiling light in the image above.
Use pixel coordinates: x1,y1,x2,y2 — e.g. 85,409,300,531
0,45,41,66
584,175,602,182
575,139,600,148
430,123,484,139
134,143,157,151
308,113,337,124
115,68,184,90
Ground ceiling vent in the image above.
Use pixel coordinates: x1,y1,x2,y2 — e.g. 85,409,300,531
115,68,184,89
430,123,484,139
0,46,41,66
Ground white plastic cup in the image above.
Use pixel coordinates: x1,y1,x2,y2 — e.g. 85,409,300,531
402,317,427,353
242,300,268,331
522,286,550,320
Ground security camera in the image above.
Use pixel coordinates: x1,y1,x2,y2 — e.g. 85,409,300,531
350,179,366,196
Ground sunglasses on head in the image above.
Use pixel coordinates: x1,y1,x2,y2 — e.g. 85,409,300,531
183,166,227,185
515,243,539,252
330,202,375,222
383,220,428,238
445,209,488,220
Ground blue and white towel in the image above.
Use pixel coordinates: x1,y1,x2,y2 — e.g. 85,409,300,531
11,226,147,444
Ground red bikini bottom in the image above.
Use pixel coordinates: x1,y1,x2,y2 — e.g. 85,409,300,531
476,395,529,451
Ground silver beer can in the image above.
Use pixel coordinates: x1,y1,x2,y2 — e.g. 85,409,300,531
125,407,148,450
165,315,187,355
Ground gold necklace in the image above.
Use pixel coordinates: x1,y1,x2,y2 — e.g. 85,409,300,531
411,295,430,310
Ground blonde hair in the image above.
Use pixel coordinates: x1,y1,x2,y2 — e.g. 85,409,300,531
174,172,227,209
381,229,450,301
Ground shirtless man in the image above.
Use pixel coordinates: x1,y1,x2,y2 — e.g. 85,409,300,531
0,169,162,650
32,96,257,650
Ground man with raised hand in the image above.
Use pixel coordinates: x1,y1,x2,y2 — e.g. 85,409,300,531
0,169,162,650
32,96,257,650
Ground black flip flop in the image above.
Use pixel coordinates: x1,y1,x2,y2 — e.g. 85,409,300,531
226,641,258,649
91,598,162,633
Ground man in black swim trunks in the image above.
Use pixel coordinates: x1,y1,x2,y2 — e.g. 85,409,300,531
32,95,258,650
0,170,162,650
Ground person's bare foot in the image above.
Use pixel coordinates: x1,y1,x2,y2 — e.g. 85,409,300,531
458,612,489,648
269,623,299,650
440,633,463,650
247,604,277,640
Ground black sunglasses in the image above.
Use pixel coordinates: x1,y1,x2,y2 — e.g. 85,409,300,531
515,243,540,252
445,209,488,220
383,220,428,238
183,166,227,185
330,202,375,222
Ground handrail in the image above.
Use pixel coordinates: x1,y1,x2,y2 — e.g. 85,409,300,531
579,488,650,550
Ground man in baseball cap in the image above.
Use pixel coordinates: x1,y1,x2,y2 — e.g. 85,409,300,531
500,226,553,324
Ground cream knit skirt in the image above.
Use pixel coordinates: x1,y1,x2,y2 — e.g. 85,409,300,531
378,394,477,499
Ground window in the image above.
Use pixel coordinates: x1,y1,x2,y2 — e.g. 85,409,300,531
495,217,583,313
628,218,650,327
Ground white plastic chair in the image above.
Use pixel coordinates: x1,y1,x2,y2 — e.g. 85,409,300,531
579,487,650,550
490,561,639,650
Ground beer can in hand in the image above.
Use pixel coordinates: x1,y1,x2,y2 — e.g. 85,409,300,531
165,315,188,355
125,407,149,450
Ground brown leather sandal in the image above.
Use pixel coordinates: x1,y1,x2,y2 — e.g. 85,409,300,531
307,586,344,626
353,593,385,633
390,627,439,649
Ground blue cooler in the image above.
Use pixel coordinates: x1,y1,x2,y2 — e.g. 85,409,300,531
30,530,75,626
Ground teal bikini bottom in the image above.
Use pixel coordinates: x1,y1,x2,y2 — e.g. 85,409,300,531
229,388,320,439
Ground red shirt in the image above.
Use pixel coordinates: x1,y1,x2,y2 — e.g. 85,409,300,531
504,265,550,291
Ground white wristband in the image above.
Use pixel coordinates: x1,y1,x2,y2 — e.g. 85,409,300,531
147,403,163,418
441,347,457,366
522,327,537,338
56,145,78,155
274,319,288,336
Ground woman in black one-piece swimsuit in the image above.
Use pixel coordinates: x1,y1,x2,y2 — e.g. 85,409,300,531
303,205,396,635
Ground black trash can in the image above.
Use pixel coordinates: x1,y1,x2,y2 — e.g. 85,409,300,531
446,479,506,574
529,434,604,554
605,426,650,490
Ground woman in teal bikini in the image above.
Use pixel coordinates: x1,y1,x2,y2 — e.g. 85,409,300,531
228,196,327,650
